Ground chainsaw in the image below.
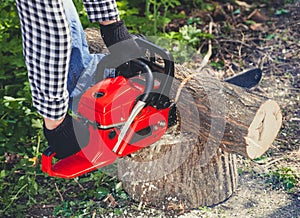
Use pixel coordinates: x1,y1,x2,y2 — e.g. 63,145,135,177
41,37,262,179
42,37,176,179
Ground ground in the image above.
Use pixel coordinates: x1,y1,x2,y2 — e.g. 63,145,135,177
25,1,300,217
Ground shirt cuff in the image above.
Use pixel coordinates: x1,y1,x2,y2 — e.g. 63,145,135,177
83,0,119,22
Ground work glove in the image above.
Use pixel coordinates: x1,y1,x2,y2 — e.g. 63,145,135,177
43,113,90,159
97,20,145,80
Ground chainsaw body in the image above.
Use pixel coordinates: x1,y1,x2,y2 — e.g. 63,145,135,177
42,38,175,178
78,75,170,157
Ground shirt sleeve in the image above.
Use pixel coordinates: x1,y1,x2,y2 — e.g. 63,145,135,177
15,0,71,120
15,0,119,120
82,0,119,22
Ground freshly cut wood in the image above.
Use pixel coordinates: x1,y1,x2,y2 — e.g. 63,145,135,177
243,100,282,159
173,65,282,160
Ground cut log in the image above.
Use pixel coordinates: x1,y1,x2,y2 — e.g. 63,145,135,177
173,65,283,160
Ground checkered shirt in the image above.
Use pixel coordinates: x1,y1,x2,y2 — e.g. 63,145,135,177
15,0,119,120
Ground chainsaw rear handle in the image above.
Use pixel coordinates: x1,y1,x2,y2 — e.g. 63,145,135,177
41,147,56,176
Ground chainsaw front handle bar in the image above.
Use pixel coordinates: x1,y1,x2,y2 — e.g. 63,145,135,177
130,59,154,102
111,59,154,153
135,37,174,103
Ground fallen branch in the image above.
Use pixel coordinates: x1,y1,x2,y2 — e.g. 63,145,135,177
54,182,64,202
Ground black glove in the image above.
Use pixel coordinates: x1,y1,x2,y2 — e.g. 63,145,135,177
97,20,145,79
100,20,132,48
43,114,90,159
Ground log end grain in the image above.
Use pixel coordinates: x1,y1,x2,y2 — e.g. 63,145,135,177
245,100,282,159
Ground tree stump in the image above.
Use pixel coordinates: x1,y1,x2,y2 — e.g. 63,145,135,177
118,134,239,208
84,28,282,208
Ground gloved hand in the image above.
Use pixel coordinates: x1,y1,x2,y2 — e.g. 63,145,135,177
43,113,90,159
97,20,145,80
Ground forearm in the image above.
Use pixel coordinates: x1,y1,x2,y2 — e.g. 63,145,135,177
16,0,120,126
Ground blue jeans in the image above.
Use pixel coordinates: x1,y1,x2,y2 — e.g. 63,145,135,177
62,0,104,112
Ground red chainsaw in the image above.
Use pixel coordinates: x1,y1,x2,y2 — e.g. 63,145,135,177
41,38,176,179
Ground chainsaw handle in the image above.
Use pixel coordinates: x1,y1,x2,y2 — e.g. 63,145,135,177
130,59,154,102
135,37,174,103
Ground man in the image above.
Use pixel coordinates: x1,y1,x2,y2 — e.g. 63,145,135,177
15,0,141,159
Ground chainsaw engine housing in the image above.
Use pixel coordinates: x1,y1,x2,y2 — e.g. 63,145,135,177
78,75,171,156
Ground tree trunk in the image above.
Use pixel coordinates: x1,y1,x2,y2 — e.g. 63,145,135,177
84,28,282,208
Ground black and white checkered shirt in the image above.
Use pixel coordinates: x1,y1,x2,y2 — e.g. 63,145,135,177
15,0,118,120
